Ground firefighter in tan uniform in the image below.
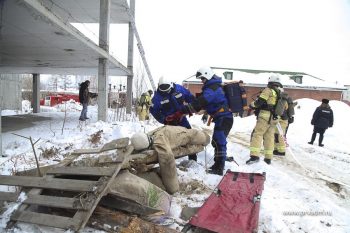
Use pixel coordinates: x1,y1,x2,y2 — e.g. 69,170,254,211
137,90,153,121
130,126,210,194
274,96,296,156
246,75,284,165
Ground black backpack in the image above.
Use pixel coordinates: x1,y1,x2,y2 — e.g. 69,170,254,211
223,82,246,113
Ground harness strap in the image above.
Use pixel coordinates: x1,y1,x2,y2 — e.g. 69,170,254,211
207,107,226,126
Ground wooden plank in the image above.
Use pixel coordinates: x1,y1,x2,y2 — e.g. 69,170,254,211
71,137,129,155
47,167,115,177
11,210,81,230
0,192,19,202
23,194,89,210
7,153,83,229
0,175,96,192
73,145,133,232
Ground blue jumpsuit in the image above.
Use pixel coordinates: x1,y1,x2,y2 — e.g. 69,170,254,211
150,84,194,129
184,76,233,167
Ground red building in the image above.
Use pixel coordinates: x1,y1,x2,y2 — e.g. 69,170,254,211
182,67,346,103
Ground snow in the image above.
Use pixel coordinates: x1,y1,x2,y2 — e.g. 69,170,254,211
1,99,350,233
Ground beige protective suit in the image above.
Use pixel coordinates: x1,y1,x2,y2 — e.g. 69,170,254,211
274,118,288,153
148,126,210,194
249,87,279,159
137,91,152,121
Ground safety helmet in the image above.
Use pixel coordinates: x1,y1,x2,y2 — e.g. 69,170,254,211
196,67,214,80
158,76,173,92
268,74,282,87
130,132,150,150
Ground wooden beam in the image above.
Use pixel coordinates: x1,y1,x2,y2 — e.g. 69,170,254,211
73,145,134,232
0,175,96,192
11,210,81,230
23,194,89,210
47,167,116,177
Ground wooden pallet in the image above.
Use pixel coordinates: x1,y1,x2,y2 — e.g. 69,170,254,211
0,144,133,232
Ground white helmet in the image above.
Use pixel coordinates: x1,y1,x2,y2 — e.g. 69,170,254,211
268,74,282,87
196,67,214,80
130,132,150,150
158,76,173,92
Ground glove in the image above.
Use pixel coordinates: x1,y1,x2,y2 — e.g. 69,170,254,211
201,114,208,124
181,105,192,114
165,111,183,125
288,116,294,124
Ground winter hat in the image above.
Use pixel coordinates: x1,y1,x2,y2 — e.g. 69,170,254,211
322,99,329,104
130,132,150,150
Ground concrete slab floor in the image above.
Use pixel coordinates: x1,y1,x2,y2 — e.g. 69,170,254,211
1,114,52,133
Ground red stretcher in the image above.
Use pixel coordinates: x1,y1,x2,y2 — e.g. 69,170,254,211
182,171,266,233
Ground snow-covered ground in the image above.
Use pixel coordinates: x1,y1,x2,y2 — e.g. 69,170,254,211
1,98,349,233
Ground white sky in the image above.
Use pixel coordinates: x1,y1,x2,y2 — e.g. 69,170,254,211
135,0,350,85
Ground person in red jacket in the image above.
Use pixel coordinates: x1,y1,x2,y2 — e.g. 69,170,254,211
308,99,334,147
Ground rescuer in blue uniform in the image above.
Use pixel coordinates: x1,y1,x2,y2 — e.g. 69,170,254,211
181,67,233,175
150,76,197,160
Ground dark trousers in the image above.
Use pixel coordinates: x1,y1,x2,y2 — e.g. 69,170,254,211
212,116,234,167
310,127,326,145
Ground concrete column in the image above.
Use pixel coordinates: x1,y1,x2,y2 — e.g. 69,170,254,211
0,99,2,157
97,0,110,121
32,73,40,113
126,0,135,114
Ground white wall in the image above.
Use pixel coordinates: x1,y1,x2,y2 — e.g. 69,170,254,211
0,74,22,110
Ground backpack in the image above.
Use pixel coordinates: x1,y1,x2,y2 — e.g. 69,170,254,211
223,82,246,113
287,97,296,117
274,90,289,117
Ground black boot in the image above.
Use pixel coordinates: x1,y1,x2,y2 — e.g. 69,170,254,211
319,134,324,147
246,156,260,165
264,158,271,165
208,167,224,176
308,132,316,145
273,150,285,156
208,159,224,176
188,154,197,162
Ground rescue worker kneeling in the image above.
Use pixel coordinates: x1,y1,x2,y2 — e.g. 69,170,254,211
130,126,210,194
246,74,283,165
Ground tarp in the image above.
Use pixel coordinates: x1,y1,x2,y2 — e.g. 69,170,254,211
189,171,265,233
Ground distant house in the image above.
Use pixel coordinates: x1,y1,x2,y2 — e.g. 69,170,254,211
182,67,346,103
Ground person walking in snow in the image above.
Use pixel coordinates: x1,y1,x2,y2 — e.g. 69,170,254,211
180,67,233,175
137,89,153,121
308,99,334,147
246,74,284,165
79,80,97,121
150,76,197,161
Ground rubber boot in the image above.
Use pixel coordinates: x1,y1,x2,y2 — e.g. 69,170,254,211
208,158,224,176
246,156,260,165
308,132,316,145
188,154,197,161
319,134,324,147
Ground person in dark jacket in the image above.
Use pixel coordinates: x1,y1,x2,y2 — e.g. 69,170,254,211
181,67,233,175
308,99,334,147
79,80,97,121
150,76,197,161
